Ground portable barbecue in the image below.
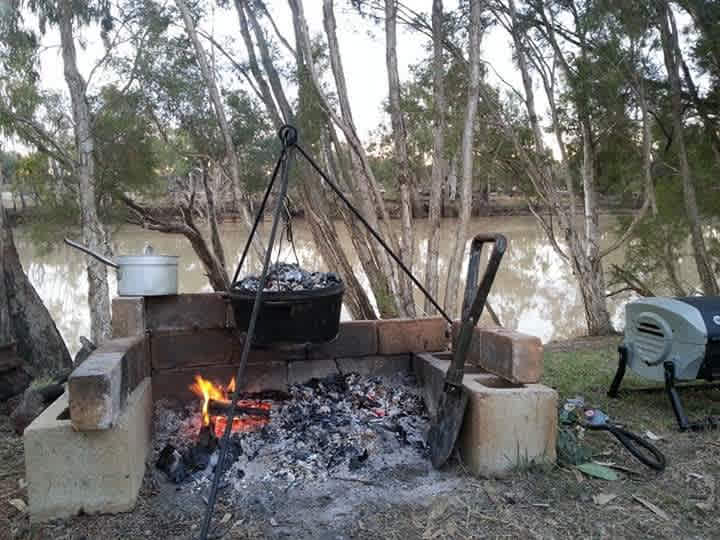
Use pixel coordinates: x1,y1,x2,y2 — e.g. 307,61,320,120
608,296,720,430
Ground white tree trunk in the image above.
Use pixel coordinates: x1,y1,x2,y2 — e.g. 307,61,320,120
443,0,483,318
659,4,718,296
424,0,446,315
385,0,415,317
58,3,111,344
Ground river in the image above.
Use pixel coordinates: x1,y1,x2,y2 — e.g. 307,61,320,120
15,215,660,354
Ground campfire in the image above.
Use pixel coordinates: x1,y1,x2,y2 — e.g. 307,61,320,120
189,375,271,438
154,372,430,489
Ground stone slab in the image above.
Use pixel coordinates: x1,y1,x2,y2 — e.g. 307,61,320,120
337,355,411,377
24,378,152,523
144,294,230,331
307,321,378,359
152,362,288,402
377,317,449,355
479,327,543,384
459,374,557,476
111,297,146,338
68,336,148,431
288,359,339,385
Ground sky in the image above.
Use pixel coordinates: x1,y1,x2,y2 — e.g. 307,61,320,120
4,0,521,151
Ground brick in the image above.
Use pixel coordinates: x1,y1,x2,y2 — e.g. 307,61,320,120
377,317,449,355
451,320,483,366
288,359,339,384
479,327,543,384
111,297,145,338
337,355,410,377
307,320,378,359
150,329,237,370
68,336,148,431
459,375,557,477
152,362,288,402
144,294,230,331
25,379,152,523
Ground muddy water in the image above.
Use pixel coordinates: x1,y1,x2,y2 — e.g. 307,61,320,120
14,216,680,354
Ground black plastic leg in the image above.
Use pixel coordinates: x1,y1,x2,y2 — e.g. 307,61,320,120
608,345,628,398
664,361,690,431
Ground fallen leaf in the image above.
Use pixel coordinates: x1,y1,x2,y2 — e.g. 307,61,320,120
8,499,26,513
696,501,714,512
270,517,278,527
220,513,231,524
632,495,669,520
688,472,704,480
576,463,619,481
593,493,618,506
573,468,584,483
644,430,663,441
17,478,26,490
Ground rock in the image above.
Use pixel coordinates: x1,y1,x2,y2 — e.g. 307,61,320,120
0,367,32,402
11,385,51,435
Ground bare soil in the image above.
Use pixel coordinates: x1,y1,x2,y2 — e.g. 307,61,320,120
2,338,720,539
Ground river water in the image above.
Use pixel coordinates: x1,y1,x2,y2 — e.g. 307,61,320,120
15,216,651,354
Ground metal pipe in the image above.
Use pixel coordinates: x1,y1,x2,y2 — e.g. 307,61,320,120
64,238,119,269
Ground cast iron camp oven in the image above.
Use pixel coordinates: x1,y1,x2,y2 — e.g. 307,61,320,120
228,281,344,345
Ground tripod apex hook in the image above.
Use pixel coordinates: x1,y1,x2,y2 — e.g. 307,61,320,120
278,124,298,147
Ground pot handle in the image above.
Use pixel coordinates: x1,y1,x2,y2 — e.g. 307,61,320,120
64,238,120,269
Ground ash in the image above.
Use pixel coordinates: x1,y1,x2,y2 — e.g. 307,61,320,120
232,262,341,293
153,372,430,496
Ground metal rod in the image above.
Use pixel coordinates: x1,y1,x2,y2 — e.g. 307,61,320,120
63,238,120,269
199,132,296,540
230,147,287,285
294,144,452,324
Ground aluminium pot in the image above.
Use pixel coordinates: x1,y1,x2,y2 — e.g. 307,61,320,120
64,238,178,296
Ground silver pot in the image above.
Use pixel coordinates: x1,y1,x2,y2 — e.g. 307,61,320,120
64,238,178,296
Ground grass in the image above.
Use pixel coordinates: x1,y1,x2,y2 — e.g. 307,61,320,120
543,338,720,433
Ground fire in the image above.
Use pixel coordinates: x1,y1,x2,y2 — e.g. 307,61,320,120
189,375,270,437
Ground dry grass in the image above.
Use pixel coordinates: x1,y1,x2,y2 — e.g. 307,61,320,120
1,338,720,538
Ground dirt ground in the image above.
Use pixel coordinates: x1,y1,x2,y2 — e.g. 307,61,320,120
2,337,720,539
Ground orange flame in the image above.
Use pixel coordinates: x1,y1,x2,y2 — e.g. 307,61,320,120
189,375,271,436
189,375,228,425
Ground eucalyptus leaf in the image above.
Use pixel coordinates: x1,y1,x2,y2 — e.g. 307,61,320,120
576,463,619,481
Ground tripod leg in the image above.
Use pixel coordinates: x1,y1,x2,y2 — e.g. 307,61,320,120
608,345,628,398
664,361,690,431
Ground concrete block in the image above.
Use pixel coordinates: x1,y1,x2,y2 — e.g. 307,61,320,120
150,329,237,370
152,362,288,402
459,375,557,477
24,378,152,523
377,317,449,355
479,327,543,384
337,355,410,377
451,320,483,366
288,359,339,384
145,294,230,331
68,336,148,431
111,297,145,338
308,321,378,359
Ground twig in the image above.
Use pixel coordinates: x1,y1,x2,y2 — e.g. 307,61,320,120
329,475,379,486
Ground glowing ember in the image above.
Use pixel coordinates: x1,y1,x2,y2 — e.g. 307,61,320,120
189,375,270,437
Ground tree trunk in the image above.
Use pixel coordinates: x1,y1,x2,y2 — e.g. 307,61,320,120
176,0,263,260
385,0,415,317
0,204,72,382
443,0,483,318
424,0,446,316
58,2,111,344
659,4,718,296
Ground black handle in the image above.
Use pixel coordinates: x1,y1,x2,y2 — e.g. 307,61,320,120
462,234,507,324
447,233,507,386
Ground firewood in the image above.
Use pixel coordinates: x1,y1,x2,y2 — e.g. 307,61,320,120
207,399,270,418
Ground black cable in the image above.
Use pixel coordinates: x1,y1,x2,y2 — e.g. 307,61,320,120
586,423,666,471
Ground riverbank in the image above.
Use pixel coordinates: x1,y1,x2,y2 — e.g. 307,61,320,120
1,337,717,539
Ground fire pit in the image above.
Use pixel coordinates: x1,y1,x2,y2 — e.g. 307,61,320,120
154,372,429,490
229,263,344,345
